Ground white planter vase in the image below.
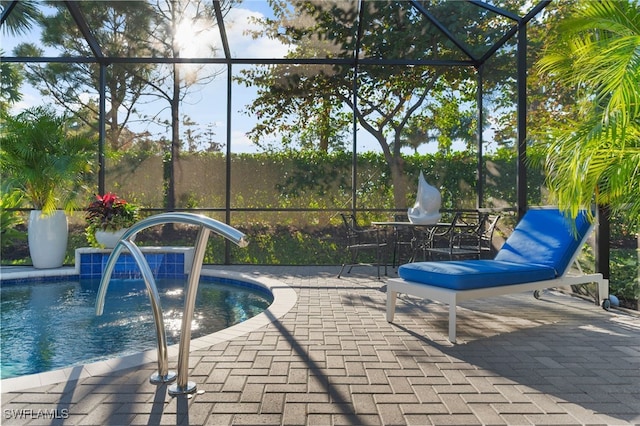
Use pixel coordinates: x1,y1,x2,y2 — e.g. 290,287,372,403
95,228,130,249
28,210,68,269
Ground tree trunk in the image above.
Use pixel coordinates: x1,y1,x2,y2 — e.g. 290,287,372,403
167,64,181,213
107,78,121,151
390,155,408,210
319,97,330,152
376,130,409,210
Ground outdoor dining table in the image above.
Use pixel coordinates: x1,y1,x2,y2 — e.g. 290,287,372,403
371,221,451,227
372,219,477,265
372,220,454,265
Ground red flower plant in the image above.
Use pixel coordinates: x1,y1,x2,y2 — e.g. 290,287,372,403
86,192,139,232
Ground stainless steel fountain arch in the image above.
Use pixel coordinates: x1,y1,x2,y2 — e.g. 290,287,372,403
95,213,248,395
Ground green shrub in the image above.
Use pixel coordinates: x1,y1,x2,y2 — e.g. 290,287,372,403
0,185,26,248
610,249,640,304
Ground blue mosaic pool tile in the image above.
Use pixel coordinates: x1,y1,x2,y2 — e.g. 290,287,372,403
157,253,185,277
79,251,186,279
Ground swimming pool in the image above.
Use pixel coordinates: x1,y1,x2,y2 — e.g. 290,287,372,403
0,275,273,380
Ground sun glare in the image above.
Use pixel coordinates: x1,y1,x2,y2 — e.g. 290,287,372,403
174,18,219,58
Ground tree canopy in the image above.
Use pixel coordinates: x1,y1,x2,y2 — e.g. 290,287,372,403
236,0,522,208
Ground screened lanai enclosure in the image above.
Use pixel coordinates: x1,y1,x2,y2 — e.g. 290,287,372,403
3,0,615,274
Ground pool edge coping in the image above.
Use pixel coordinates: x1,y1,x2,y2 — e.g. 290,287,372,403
0,268,297,394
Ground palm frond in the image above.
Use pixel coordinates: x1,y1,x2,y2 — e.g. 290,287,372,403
537,0,640,231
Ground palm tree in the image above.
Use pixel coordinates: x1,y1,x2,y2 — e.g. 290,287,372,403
537,0,639,230
0,1,40,36
1,0,40,107
0,106,94,215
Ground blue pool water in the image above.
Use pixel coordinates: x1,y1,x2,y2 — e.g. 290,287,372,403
0,277,273,379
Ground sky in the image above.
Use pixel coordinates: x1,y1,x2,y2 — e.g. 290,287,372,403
1,1,470,155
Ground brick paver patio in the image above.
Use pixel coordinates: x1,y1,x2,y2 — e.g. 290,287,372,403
1,265,639,425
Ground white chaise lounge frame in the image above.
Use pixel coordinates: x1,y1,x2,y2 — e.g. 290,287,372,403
386,210,610,344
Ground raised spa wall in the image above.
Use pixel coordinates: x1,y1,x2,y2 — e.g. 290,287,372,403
75,247,195,279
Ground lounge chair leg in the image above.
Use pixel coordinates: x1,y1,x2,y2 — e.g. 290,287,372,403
386,290,397,322
448,304,457,344
598,278,609,307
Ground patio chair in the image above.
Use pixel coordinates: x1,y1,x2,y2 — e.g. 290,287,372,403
386,207,610,343
444,211,485,259
338,213,388,279
420,212,467,260
391,214,415,268
478,213,501,259
449,212,501,260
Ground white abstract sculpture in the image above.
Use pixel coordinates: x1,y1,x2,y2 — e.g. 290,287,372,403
407,171,441,224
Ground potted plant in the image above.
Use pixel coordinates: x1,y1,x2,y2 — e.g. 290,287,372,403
0,106,93,268
86,192,139,248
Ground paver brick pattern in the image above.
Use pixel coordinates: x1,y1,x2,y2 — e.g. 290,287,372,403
1,265,639,425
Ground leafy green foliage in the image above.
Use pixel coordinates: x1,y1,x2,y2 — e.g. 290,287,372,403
227,224,340,265
269,149,545,212
0,106,95,215
0,52,23,107
85,192,140,233
0,0,40,37
0,184,26,248
610,249,640,304
235,1,523,208
537,0,640,230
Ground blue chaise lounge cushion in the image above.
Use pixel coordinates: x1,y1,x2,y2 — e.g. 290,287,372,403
493,208,591,276
398,260,556,290
398,208,592,291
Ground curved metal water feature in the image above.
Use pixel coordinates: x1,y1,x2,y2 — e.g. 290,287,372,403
95,213,248,395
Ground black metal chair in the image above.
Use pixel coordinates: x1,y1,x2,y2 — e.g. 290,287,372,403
447,211,487,259
420,212,461,261
391,214,415,268
338,213,388,279
448,212,501,259
478,213,501,258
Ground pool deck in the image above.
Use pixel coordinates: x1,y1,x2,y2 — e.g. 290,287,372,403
1,265,639,425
